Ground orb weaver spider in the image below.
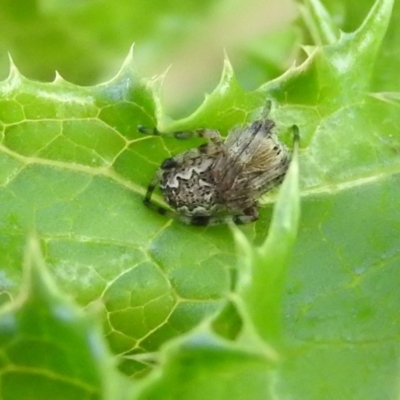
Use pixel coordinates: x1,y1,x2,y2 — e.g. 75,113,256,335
139,105,299,226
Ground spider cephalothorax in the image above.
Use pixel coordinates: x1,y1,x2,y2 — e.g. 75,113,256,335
139,108,298,226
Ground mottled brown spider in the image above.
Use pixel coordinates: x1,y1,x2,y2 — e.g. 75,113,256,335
139,107,299,226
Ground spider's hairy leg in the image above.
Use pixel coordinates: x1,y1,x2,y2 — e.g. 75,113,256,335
143,157,176,203
143,172,175,219
260,100,272,119
174,129,222,144
138,125,222,144
143,171,161,205
138,126,161,136
232,206,259,225
186,206,259,226
143,212,219,226
143,157,179,217
291,124,300,149
144,201,178,220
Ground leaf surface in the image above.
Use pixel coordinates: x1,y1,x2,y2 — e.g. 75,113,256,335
0,0,399,398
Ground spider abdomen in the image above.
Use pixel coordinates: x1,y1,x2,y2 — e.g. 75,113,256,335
160,157,221,216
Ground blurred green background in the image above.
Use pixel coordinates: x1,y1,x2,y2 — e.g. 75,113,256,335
0,0,298,116
0,0,380,115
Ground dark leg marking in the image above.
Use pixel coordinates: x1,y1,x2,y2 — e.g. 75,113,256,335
190,215,211,226
138,126,161,135
161,157,178,169
233,206,259,225
139,125,222,144
291,124,300,147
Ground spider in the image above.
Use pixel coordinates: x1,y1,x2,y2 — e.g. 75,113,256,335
139,107,299,226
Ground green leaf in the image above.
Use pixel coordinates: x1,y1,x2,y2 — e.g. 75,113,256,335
0,236,130,400
0,0,399,398
135,326,277,400
234,126,300,347
132,123,299,400
0,49,246,377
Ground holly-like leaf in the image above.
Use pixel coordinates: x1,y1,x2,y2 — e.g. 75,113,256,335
0,236,130,400
134,326,279,400
135,0,400,397
0,0,399,398
131,105,299,400
0,50,253,377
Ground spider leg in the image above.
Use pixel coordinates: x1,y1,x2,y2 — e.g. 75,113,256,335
232,206,259,225
143,175,179,220
141,208,222,226
173,129,222,144
188,213,259,226
138,126,161,136
186,205,259,226
291,124,300,148
143,170,161,206
143,157,176,210
260,100,272,119
143,204,259,226
143,199,180,220
138,125,222,144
